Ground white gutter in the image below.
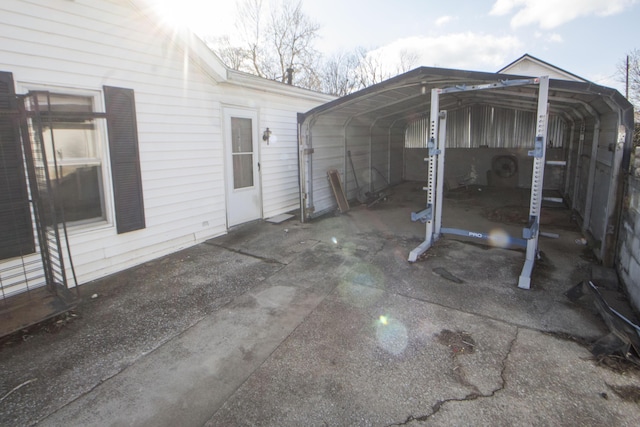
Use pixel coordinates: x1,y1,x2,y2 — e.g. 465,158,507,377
225,70,336,103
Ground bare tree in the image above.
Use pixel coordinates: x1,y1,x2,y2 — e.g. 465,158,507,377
354,47,391,88
236,0,269,77
397,48,419,74
207,35,247,71
320,50,360,96
319,46,418,95
209,0,320,87
617,48,640,109
268,0,320,84
206,0,420,95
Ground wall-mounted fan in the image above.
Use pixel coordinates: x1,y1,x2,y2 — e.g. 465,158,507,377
491,155,518,179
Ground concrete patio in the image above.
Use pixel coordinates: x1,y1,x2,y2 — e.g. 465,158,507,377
1,182,639,426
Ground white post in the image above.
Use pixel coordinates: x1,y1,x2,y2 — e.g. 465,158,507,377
408,88,440,261
434,110,447,238
518,76,550,289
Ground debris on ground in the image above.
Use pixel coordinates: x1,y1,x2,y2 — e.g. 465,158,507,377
436,329,476,355
593,354,640,374
565,280,640,366
0,378,38,403
0,311,79,350
432,267,464,284
606,383,640,403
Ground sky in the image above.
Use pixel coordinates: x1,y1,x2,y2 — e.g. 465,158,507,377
150,0,640,93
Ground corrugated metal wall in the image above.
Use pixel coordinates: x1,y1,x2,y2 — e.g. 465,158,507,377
405,106,566,149
344,122,370,200
302,116,403,217
403,104,628,265
303,115,347,217
389,124,405,185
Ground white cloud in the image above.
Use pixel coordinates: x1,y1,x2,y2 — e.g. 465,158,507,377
490,0,638,29
369,33,523,73
435,15,454,27
548,33,563,43
533,31,563,44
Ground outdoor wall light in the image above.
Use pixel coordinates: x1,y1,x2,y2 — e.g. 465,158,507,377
262,128,272,144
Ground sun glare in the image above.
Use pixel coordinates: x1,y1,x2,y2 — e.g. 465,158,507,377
152,0,193,29
148,0,236,36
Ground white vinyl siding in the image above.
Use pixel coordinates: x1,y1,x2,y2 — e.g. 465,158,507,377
259,108,302,217
1,0,225,283
1,0,332,286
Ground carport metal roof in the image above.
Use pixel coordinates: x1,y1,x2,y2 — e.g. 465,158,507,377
301,66,633,128
298,66,634,269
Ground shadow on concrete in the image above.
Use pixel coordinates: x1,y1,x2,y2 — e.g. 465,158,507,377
1,182,639,426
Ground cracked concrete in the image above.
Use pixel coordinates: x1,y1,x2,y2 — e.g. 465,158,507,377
2,182,639,426
396,328,520,425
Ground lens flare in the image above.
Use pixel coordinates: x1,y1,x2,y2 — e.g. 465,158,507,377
376,316,408,356
337,263,385,308
488,228,510,248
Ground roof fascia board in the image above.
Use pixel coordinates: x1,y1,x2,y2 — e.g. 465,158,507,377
225,69,335,103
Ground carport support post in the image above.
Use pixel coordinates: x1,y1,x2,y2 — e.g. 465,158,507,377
518,76,550,290
563,123,575,196
571,122,586,211
581,118,601,235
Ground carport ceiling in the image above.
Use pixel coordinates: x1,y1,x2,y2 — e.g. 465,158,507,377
304,66,629,125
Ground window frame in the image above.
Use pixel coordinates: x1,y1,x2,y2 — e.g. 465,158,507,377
18,83,115,232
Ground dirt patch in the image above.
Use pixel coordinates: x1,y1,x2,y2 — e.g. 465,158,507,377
0,311,79,351
432,267,464,284
486,205,530,225
607,384,640,402
485,205,575,228
436,329,476,355
595,355,640,374
580,247,599,262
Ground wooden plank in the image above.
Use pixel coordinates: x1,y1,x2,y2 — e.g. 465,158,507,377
327,169,350,213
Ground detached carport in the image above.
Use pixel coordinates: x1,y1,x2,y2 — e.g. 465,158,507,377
299,67,634,270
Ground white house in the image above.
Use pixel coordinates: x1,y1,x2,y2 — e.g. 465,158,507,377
0,0,333,324
498,53,588,82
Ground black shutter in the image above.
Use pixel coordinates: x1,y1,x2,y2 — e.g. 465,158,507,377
0,71,35,260
104,86,145,234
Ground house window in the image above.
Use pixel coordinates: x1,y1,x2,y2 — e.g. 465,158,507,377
27,91,107,224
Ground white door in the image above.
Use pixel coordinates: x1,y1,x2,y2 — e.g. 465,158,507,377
224,108,261,227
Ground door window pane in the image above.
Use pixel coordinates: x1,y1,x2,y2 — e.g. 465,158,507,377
231,117,254,189
233,153,254,189
231,118,252,153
